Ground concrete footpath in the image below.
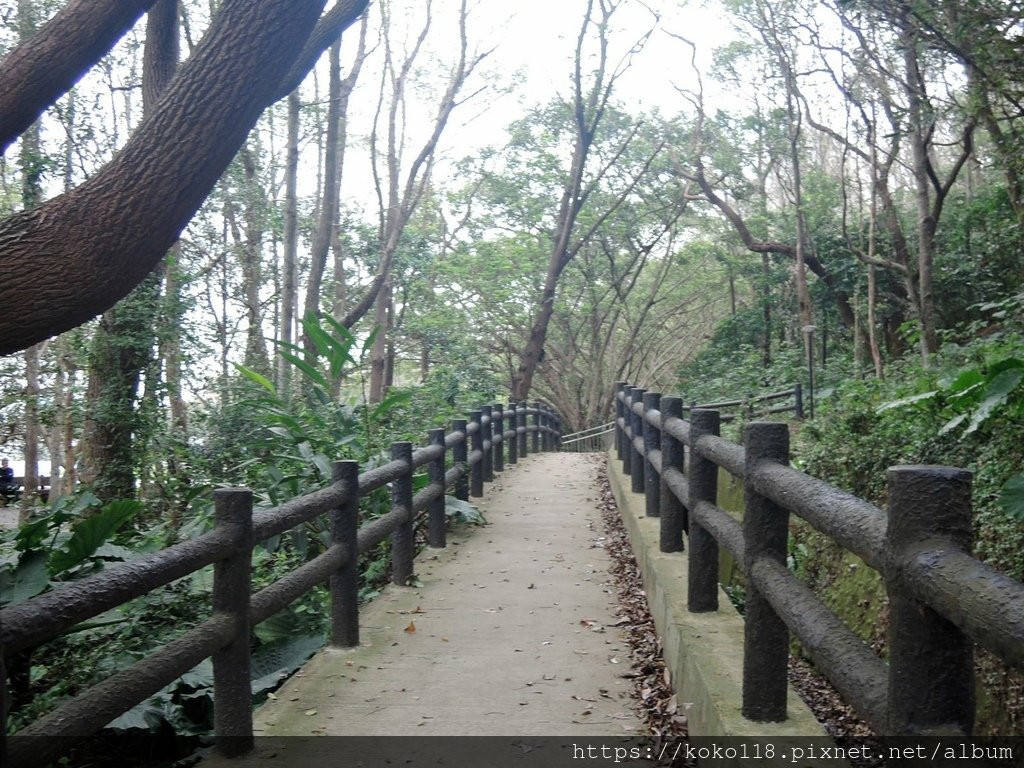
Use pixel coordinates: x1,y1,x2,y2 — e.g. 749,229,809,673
207,451,645,762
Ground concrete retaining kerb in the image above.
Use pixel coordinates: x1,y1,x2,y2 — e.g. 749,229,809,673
606,451,838,749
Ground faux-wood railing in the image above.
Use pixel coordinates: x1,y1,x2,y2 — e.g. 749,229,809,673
616,382,1024,735
0,402,562,767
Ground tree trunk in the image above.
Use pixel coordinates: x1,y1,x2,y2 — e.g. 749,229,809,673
82,0,180,503
301,39,344,363
232,147,271,374
0,0,369,355
902,20,939,361
761,254,772,367
513,0,636,400
81,274,161,501
17,0,42,519
280,90,301,396
368,279,391,403
162,244,188,435
340,0,483,334
22,345,40,521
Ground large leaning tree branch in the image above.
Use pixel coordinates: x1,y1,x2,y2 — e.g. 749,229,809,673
0,0,159,154
272,0,372,103
0,0,369,356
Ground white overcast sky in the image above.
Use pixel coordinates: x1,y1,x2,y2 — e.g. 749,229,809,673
336,0,738,202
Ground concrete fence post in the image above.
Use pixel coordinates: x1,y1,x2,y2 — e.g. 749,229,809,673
481,405,494,483
212,488,254,757
536,399,544,454
659,396,686,553
886,465,974,735
742,422,791,722
390,442,415,586
330,460,361,647
492,404,505,472
469,411,484,498
506,404,518,465
427,430,447,549
643,391,661,518
615,383,626,461
518,402,529,458
687,409,720,613
630,387,646,494
453,419,469,500
794,382,804,420
622,387,636,477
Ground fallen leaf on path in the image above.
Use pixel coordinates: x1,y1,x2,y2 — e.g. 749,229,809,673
404,621,416,633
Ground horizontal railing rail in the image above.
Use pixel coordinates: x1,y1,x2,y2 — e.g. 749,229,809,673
560,421,616,453
682,383,804,422
0,401,562,767
614,382,1024,736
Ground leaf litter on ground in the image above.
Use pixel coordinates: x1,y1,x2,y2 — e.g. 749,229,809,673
591,455,884,768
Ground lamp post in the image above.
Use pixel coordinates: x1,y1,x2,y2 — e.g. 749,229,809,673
802,324,816,419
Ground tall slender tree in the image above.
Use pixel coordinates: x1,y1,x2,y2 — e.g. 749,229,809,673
512,0,658,401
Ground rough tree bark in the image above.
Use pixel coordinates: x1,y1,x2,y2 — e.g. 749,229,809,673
224,146,272,374
18,0,43,518
279,90,301,396
0,0,369,356
82,0,180,502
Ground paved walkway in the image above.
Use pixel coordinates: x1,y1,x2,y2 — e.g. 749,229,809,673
214,452,643,758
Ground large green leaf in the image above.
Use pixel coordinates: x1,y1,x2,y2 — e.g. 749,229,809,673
255,609,303,644
964,367,1024,435
371,389,412,421
938,413,969,436
312,453,333,480
321,315,357,348
876,390,938,413
944,367,984,396
361,325,380,358
250,634,325,695
300,315,356,379
998,474,1024,521
233,363,277,395
0,551,51,606
445,496,487,526
105,695,175,732
180,659,214,690
50,500,141,575
278,350,330,392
